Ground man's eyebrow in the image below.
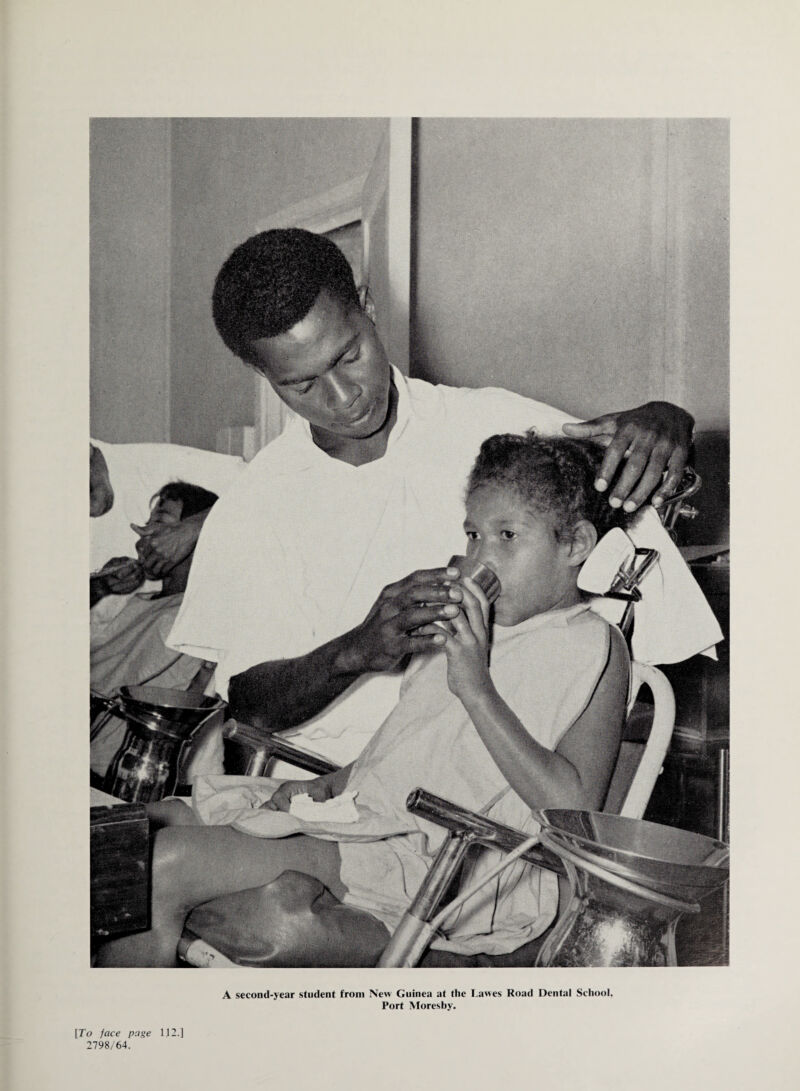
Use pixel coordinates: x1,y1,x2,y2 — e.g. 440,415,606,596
276,334,360,387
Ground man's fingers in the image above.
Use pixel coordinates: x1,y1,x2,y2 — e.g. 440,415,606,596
562,415,617,439
399,603,460,631
595,428,635,493
610,446,669,512
131,523,153,536
652,447,690,508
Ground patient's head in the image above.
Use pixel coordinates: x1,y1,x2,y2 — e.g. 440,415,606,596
90,444,114,517
212,228,360,364
137,481,218,588
463,434,630,626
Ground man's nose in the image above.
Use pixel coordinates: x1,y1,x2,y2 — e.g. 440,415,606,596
324,372,359,410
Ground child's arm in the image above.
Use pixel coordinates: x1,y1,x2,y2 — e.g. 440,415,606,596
444,588,627,812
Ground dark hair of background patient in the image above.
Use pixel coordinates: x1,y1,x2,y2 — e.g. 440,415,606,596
212,228,360,364
151,481,219,521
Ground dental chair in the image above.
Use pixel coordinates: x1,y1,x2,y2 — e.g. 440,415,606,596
179,472,725,968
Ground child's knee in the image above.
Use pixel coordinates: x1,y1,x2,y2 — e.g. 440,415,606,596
151,827,198,903
147,798,199,829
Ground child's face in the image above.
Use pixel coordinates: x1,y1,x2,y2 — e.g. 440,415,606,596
463,484,581,626
136,497,184,579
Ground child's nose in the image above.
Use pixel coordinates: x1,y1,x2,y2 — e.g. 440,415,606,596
474,543,497,571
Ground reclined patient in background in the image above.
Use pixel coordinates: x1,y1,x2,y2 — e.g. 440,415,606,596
90,481,218,780
96,435,633,968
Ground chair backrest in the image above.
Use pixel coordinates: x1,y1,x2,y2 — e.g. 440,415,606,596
603,661,676,820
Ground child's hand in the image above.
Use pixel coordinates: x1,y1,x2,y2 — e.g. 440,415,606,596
442,579,492,701
262,776,333,812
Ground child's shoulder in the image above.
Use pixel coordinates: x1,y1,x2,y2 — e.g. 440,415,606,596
504,604,624,671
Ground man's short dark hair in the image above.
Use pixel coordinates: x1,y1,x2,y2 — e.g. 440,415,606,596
212,228,360,364
152,481,218,521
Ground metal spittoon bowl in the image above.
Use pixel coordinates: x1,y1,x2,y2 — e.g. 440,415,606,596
533,809,729,967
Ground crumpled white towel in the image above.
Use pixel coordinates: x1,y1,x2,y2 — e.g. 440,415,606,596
580,508,723,664
289,790,359,823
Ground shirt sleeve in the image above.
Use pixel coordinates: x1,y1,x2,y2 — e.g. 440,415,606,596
455,385,580,441
165,497,249,689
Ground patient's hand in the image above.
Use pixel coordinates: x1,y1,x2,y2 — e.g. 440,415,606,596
441,580,492,702
92,556,145,598
263,777,333,813
132,512,206,577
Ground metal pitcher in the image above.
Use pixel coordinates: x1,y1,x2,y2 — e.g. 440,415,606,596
91,685,225,804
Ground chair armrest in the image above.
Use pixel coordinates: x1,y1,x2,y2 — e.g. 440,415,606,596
222,720,340,777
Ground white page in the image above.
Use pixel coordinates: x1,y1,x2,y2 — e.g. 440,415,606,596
4,2,797,1088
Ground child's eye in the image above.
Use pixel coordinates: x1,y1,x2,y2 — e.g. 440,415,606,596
465,530,479,541
500,529,517,541
292,379,316,395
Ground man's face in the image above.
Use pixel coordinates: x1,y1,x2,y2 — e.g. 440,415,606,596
247,289,393,448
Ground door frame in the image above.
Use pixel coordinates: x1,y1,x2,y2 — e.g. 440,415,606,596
253,119,412,452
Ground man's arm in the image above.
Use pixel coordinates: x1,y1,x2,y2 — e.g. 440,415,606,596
227,567,463,733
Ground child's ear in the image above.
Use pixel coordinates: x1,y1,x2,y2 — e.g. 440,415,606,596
566,519,598,568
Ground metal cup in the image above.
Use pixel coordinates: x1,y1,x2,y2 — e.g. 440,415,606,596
447,555,501,604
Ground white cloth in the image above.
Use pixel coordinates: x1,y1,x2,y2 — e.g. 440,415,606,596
192,605,618,955
584,518,723,664
90,591,204,775
170,369,719,764
90,439,244,640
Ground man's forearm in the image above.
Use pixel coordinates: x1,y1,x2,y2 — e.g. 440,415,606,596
227,629,367,734
90,577,108,607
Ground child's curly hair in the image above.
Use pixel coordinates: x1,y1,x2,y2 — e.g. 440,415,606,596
466,432,633,541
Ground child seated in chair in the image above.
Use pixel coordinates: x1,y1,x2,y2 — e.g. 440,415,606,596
95,434,632,967
91,481,218,778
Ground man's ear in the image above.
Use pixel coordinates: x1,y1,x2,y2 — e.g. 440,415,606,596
358,284,376,323
566,519,598,568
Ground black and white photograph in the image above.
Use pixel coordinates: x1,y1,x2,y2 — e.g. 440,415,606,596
88,117,730,972
5,3,797,1089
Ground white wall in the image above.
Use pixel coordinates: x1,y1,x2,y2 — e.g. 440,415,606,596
90,118,386,449
412,119,728,431
91,118,728,452
168,118,386,449
90,119,171,442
